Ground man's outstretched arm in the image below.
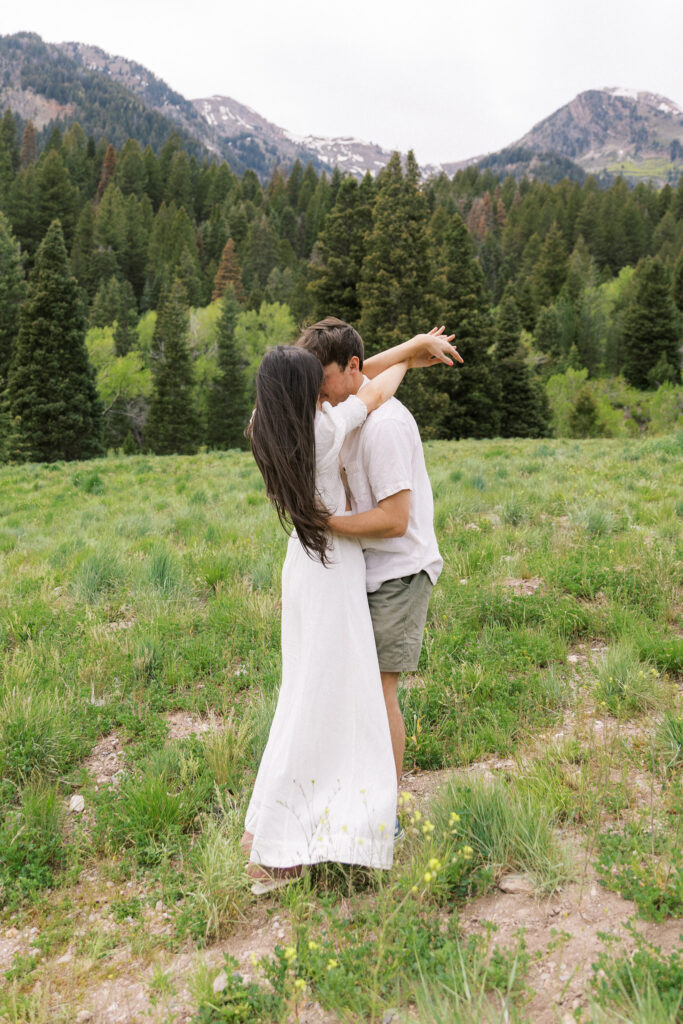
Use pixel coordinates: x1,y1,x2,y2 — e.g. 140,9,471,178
328,490,410,540
363,327,462,378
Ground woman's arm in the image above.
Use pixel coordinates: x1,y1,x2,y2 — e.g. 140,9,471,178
356,360,409,414
363,326,462,378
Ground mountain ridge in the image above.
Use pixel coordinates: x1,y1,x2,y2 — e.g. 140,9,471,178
0,32,681,185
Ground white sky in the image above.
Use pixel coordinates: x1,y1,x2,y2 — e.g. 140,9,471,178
3,0,683,164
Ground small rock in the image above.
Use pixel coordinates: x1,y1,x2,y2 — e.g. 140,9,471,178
498,873,535,894
56,952,73,964
212,971,228,995
76,1012,93,1023
382,1011,399,1024
155,900,164,912
69,794,85,814
5,927,19,938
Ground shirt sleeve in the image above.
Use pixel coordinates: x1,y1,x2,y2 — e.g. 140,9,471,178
362,417,414,502
315,394,367,464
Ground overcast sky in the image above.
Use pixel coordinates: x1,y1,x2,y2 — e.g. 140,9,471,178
3,0,683,164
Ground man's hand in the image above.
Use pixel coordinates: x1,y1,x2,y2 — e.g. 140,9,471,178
407,326,463,368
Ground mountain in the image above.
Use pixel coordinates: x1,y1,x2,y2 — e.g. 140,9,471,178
0,32,205,157
511,88,683,183
58,44,331,177
193,95,445,180
1,33,681,186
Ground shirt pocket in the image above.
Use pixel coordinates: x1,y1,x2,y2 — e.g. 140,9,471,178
344,459,374,512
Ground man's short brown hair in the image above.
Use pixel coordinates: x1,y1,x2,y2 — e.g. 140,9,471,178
297,317,364,370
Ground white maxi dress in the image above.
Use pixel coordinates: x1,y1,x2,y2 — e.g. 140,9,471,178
245,395,397,870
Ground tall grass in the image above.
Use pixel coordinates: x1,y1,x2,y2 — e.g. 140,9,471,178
0,674,72,787
428,777,575,894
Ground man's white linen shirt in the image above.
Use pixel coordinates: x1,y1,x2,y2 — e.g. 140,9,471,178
339,378,443,593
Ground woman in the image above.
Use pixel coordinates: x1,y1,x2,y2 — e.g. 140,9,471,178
242,331,455,893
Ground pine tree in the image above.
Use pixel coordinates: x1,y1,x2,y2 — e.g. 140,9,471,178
211,238,245,302
7,166,41,257
532,221,568,310
673,250,683,314
146,278,200,455
0,110,18,202
309,174,374,323
36,150,77,244
89,277,138,355
71,202,97,297
206,288,250,449
430,211,501,439
569,388,604,438
359,153,431,355
165,150,194,214
144,202,201,310
495,296,548,437
123,194,152,304
622,257,680,389
0,110,19,171
0,212,25,384
62,123,89,193
114,139,147,196
19,121,37,169
241,214,280,298
6,220,103,462
96,143,117,203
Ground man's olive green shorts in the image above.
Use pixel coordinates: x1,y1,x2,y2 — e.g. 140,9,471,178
367,570,434,674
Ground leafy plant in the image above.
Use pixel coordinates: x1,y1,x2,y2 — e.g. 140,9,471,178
589,929,683,1022
596,820,683,920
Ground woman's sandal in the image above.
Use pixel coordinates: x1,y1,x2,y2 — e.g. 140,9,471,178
248,865,309,895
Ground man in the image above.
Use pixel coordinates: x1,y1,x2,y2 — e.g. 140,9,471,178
299,318,460,815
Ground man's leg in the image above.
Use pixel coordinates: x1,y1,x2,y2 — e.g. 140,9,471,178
380,670,405,785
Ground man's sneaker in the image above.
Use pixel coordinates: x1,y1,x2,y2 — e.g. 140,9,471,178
394,817,405,843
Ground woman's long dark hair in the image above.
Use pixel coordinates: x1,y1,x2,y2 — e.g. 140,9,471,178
247,346,330,563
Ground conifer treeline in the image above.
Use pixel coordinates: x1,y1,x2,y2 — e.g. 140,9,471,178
0,110,681,459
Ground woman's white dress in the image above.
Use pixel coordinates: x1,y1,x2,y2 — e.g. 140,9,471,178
244,395,397,870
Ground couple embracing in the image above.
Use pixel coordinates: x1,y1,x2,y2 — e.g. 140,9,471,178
241,317,461,893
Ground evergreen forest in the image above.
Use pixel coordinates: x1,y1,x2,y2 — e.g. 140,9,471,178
0,109,682,460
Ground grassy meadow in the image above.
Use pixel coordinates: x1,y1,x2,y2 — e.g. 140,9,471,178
0,434,682,1023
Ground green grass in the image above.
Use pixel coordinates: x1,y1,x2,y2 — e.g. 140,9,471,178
0,435,681,1021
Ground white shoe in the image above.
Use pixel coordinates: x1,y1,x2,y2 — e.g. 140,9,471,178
249,866,309,895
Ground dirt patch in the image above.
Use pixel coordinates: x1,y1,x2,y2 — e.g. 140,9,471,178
502,576,543,596
164,711,224,741
15,897,341,1024
84,733,127,789
566,641,609,667
459,856,682,1023
399,758,517,804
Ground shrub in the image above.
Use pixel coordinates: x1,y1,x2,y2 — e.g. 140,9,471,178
0,782,65,904
0,682,70,786
595,644,662,716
